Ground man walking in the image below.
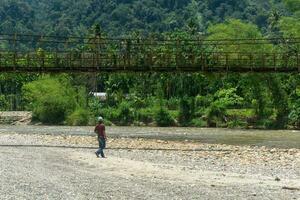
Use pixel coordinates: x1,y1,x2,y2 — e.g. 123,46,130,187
94,117,107,158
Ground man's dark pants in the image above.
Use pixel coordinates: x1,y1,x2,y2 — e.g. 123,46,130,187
96,137,106,157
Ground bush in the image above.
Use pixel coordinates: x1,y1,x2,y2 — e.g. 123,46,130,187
206,101,227,125
67,108,91,126
99,107,120,123
22,77,77,124
191,118,206,127
227,119,247,128
166,98,179,110
255,119,274,129
226,109,255,119
154,107,174,127
118,101,134,125
195,95,213,108
169,110,179,120
0,95,10,110
178,96,194,126
34,98,70,124
136,108,154,124
214,88,244,108
130,95,148,108
98,102,134,125
288,102,300,128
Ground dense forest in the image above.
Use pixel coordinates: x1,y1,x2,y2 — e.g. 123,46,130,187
0,0,300,129
0,0,289,36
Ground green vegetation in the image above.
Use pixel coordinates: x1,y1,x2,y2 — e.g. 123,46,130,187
0,0,299,129
22,76,78,124
0,0,289,36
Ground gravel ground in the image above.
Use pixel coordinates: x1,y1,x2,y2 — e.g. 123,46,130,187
0,133,299,200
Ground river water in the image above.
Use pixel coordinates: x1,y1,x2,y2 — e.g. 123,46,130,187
0,125,299,149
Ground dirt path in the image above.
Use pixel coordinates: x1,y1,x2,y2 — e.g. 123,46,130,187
0,134,299,199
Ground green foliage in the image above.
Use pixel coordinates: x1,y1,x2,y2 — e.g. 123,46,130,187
136,108,154,124
195,95,213,108
207,19,263,40
252,91,269,119
227,119,248,128
279,17,300,37
97,101,134,125
227,109,255,119
214,88,244,108
178,96,195,126
99,107,120,123
118,101,134,125
166,98,180,110
279,16,300,54
207,19,273,57
154,107,174,127
0,0,299,130
88,97,103,117
0,0,289,37
288,99,300,128
206,101,227,127
0,95,10,111
22,77,77,124
204,88,244,127
67,108,91,126
190,118,206,127
284,0,300,13
256,119,274,129
267,75,289,129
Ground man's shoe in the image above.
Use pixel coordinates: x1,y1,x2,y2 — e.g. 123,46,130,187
95,152,99,158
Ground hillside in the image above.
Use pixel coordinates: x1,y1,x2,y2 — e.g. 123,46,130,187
0,0,288,36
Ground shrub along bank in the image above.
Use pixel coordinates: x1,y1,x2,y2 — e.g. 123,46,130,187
19,74,300,130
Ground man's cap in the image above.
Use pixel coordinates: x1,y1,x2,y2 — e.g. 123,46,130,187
98,116,104,122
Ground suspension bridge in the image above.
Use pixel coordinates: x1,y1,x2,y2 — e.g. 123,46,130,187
0,33,299,73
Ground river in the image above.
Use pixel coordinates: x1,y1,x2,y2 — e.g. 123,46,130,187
0,125,299,149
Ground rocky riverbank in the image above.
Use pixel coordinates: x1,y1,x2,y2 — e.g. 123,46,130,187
0,133,299,199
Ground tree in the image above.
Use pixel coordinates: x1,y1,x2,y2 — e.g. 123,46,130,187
207,19,268,51
22,76,77,124
283,0,300,13
267,75,289,129
206,19,273,69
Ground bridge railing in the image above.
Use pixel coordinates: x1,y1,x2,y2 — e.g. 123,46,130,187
0,51,299,71
0,33,299,72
